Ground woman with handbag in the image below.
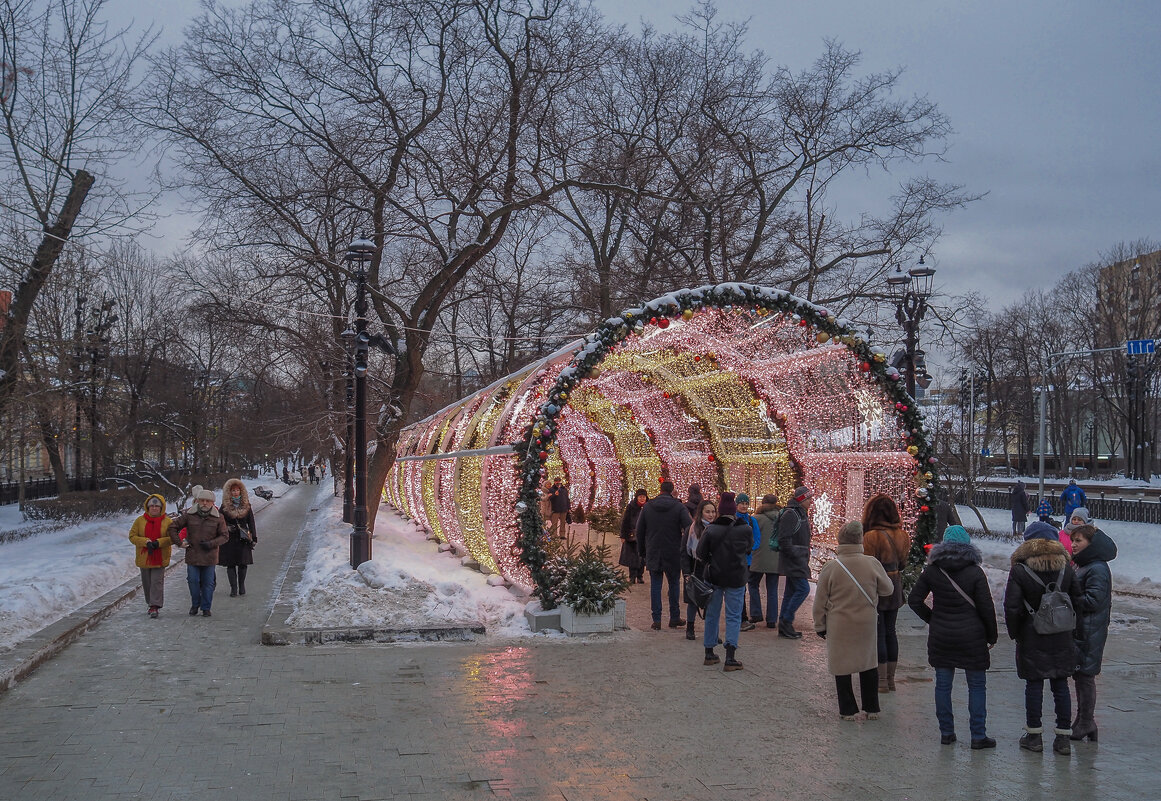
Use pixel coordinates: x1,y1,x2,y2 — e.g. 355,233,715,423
618,489,648,584
813,521,894,720
862,493,911,691
695,493,751,670
907,526,998,749
218,478,258,597
680,498,717,640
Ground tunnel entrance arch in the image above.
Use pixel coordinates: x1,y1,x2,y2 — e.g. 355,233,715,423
387,284,940,601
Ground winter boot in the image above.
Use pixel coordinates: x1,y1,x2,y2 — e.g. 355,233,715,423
238,565,248,596
1071,674,1098,741
685,620,696,641
777,618,802,640
227,567,238,597
878,663,889,693
703,648,720,666
1052,729,1072,755
723,645,743,672
1019,727,1043,753
886,661,898,691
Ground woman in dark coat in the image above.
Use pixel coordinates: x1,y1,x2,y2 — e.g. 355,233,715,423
1069,524,1117,742
680,498,717,640
1010,481,1031,536
618,489,648,584
218,478,258,597
907,526,998,749
696,493,752,671
862,493,911,691
1004,521,1083,756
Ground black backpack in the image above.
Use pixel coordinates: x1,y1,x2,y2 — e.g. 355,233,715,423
1020,564,1076,635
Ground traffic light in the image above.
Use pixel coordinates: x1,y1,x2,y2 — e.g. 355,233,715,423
1126,359,1139,382
959,368,969,409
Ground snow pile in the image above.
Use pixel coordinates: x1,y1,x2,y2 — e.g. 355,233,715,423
287,499,535,637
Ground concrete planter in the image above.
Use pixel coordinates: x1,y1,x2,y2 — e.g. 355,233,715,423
613,598,627,630
559,604,615,635
524,600,561,633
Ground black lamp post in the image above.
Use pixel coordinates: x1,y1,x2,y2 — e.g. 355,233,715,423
346,237,376,568
886,257,936,398
341,326,355,525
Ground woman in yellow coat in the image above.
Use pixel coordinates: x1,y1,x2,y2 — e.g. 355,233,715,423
127,494,177,618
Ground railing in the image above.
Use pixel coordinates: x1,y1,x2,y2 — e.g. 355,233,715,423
2,467,262,507
956,488,1161,525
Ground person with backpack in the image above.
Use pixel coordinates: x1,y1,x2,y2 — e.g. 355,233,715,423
748,494,782,628
1004,521,1083,755
1069,523,1117,742
1060,479,1086,522
907,526,998,749
862,493,911,692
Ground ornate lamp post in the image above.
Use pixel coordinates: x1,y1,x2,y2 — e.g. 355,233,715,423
346,237,375,568
886,257,936,398
341,326,355,524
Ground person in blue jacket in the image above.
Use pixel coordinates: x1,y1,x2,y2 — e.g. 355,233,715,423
1060,479,1087,522
735,492,761,632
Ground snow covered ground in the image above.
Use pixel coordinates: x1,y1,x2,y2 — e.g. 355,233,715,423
285,492,542,638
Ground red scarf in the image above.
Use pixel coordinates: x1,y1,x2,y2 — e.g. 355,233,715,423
143,513,165,567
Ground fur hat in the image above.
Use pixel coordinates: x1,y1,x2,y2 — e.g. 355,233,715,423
942,525,970,544
195,488,216,502
1023,520,1059,542
718,492,737,517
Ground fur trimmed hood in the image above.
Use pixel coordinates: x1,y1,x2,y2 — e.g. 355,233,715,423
220,478,252,517
926,539,982,567
1010,537,1069,572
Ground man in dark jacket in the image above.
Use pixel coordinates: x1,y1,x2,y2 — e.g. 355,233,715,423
683,484,703,520
933,490,961,539
1010,481,1031,536
548,477,571,544
170,488,230,617
696,492,753,671
776,486,813,639
637,480,693,630
1060,479,1086,522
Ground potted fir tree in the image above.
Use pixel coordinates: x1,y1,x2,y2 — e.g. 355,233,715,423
557,544,630,634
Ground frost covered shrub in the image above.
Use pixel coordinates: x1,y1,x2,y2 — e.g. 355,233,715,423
23,489,144,521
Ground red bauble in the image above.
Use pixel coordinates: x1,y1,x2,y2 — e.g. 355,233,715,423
663,391,670,398
538,451,548,460
658,318,670,328
859,361,870,371
693,355,701,362
920,505,930,513
650,317,657,324
707,454,715,462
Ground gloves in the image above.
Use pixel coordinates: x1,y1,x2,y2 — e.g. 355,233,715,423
145,540,159,551
199,541,215,551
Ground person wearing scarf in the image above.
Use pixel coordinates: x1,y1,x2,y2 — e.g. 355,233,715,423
218,478,258,597
128,494,176,618
169,488,229,616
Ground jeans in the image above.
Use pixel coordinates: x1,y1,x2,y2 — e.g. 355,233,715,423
835,669,880,716
187,564,216,611
780,577,810,624
747,571,780,623
877,608,900,663
649,566,682,623
1025,677,1072,731
703,585,744,649
935,668,988,739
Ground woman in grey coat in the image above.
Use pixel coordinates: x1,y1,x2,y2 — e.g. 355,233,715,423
1069,524,1117,742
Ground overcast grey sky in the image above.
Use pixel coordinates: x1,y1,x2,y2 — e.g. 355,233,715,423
115,0,1161,310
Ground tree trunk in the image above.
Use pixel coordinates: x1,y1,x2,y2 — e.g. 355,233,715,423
0,170,94,416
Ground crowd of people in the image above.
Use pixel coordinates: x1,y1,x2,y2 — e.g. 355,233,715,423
616,480,1118,752
127,480,259,618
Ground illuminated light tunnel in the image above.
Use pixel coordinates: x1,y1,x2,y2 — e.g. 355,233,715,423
386,284,940,597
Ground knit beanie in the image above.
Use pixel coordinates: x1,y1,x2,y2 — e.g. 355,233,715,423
735,492,750,505
718,492,737,517
793,486,812,503
942,525,970,544
1023,520,1059,542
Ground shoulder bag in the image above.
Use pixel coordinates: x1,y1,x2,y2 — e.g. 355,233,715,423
833,557,877,609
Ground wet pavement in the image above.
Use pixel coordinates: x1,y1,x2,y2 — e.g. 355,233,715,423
1,493,1160,800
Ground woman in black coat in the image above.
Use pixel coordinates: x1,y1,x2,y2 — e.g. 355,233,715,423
907,526,998,749
618,489,648,584
218,478,257,597
1004,522,1083,755
695,492,752,671
1069,524,1117,742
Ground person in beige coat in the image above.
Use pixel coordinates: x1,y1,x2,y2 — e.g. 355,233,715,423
813,520,894,720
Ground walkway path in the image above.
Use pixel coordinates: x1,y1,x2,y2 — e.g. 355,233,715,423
1,485,1159,800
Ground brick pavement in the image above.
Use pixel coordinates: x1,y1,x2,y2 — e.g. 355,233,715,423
1,487,1159,800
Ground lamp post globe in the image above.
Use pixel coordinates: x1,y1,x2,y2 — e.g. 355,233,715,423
887,257,936,399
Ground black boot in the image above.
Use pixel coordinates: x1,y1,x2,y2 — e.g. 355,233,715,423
724,645,743,672
778,618,802,639
227,566,238,597
1071,674,1098,741
703,647,720,666
685,620,695,640
238,565,247,596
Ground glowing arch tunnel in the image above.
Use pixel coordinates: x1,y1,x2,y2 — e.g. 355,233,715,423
386,284,941,596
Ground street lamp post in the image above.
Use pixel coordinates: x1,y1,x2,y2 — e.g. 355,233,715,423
886,257,936,398
346,238,376,568
341,326,355,525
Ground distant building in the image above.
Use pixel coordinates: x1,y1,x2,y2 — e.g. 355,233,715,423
1097,249,1161,341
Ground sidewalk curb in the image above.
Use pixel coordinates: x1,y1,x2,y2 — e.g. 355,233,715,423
260,504,486,646
0,556,186,694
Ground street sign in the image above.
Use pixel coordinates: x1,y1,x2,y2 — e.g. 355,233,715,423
1126,339,1155,355
981,447,990,456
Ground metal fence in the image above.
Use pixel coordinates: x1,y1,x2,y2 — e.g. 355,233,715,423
958,488,1161,525
0,477,89,506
